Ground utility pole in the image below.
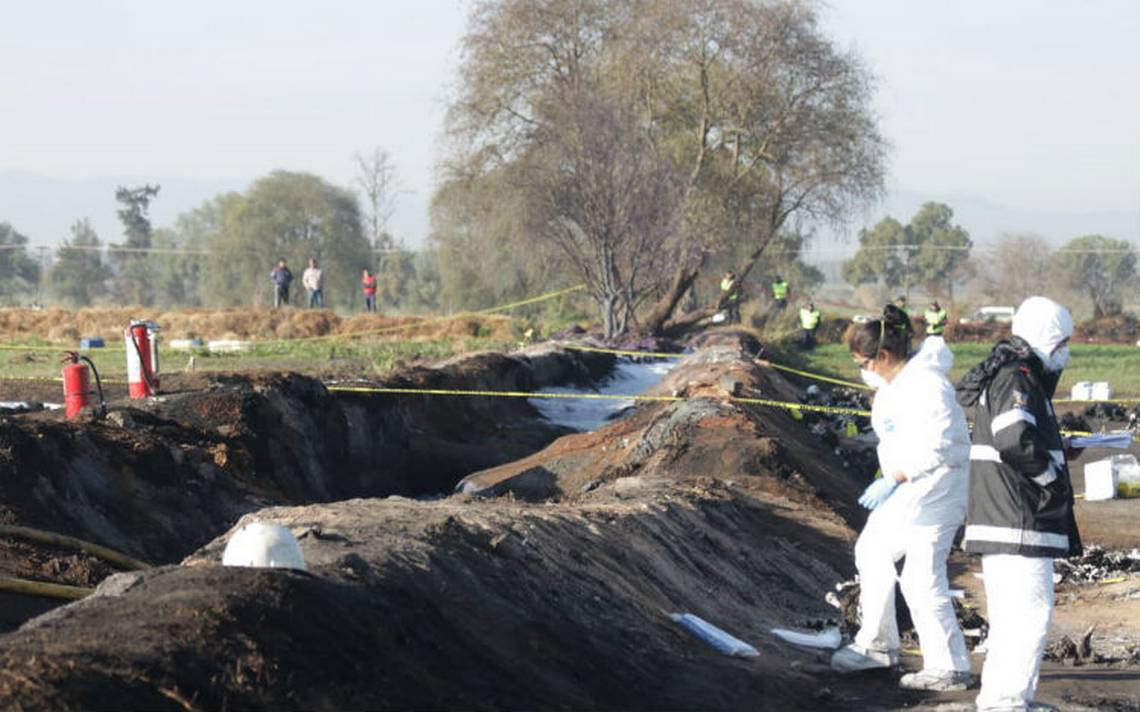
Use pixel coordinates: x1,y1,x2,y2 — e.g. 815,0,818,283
35,245,48,308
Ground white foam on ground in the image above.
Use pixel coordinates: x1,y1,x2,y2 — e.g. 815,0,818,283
770,626,842,649
529,360,676,432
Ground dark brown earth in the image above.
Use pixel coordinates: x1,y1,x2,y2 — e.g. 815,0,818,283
0,334,1134,710
0,345,611,623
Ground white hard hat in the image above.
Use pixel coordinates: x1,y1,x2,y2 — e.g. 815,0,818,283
222,521,307,571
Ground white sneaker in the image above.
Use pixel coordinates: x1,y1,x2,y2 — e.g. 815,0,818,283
830,643,896,672
898,669,974,691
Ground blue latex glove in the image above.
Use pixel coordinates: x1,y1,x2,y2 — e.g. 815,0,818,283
858,477,899,510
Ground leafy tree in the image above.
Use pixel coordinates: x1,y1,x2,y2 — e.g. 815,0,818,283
843,202,972,302
745,232,825,302
909,202,972,301
109,184,161,305
842,216,911,292
47,219,111,306
0,222,39,305
201,171,370,309
444,0,885,336
152,193,243,308
1052,234,1136,318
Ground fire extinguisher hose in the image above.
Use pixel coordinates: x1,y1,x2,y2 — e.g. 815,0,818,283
0,524,152,571
78,354,106,416
128,329,159,394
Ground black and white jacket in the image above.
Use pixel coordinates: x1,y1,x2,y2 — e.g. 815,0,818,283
956,337,1082,558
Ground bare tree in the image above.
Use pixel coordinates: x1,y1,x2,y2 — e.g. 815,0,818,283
522,87,680,337
443,0,885,336
354,148,399,250
976,233,1054,305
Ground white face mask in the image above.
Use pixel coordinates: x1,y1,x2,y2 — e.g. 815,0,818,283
1048,345,1070,372
860,368,888,390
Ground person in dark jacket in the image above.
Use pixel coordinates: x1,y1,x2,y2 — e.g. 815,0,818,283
270,259,293,309
955,296,1080,712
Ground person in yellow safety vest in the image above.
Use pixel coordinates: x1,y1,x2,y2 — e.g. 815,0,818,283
925,301,948,336
719,271,743,324
799,301,821,349
771,274,789,311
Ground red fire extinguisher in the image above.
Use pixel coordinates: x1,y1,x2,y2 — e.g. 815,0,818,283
125,320,160,398
62,352,106,419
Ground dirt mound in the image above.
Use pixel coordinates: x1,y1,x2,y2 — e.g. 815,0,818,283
1077,313,1140,344
0,307,520,343
0,346,611,631
336,313,518,341
459,338,867,529
0,482,861,711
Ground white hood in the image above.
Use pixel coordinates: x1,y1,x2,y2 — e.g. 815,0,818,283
913,335,954,374
1012,296,1073,366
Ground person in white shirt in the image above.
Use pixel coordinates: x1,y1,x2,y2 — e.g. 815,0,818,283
302,258,324,308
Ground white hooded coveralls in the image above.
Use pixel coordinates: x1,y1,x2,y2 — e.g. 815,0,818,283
854,352,971,674
969,296,1075,711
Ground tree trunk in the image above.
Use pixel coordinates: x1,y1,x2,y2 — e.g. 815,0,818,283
644,251,707,335
661,305,719,338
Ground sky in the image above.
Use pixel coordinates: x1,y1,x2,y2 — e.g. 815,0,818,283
1,0,1137,249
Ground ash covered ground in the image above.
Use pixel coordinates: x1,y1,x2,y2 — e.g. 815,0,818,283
0,334,1136,710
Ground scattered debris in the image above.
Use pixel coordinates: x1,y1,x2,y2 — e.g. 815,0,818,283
1054,545,1140,584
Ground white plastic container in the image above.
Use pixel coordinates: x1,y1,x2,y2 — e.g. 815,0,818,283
207,339,251,353
1070,382,1093,400
1085,454,1140,501
1091,382,1113,401
1118,456,1140,498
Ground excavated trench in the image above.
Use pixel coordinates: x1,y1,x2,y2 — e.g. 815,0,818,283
2,333,1132,710
0,345,616,627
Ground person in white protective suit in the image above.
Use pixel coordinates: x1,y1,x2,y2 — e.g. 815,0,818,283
830,304,973,691
956,296,1081,712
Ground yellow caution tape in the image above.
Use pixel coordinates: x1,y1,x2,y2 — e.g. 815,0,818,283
1097,576,1127,585
561,344,687,360
561,344,872,392
1056,397,1140,404
328,385,680,403
762,362,871,392
0,344,126,353
326,384,872,417
259,284,588,346
0,285,588,353
0,375,129,385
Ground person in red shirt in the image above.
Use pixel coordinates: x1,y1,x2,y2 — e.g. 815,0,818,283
361,268,378,312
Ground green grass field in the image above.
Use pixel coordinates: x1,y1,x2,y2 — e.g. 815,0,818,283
0,336,517,385
788,342,1140,398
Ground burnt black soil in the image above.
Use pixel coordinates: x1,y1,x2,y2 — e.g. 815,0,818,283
0,485,867,711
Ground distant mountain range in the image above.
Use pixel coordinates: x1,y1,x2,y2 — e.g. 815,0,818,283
1,171,1136,256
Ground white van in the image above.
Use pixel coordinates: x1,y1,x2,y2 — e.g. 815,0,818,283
959,306,1015,325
